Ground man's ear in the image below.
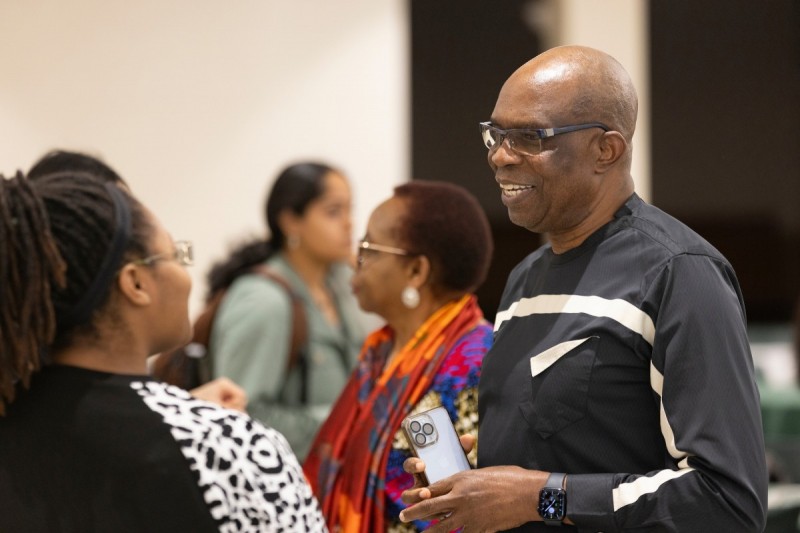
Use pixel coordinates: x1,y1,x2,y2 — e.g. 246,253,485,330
117,264,152,307
595,131,627,173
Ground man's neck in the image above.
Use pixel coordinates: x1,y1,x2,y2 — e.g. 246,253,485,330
549,183,633,254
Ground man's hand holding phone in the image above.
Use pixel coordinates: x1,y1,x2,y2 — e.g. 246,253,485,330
403,435,476,498
399,432,561,532
401,406,473,487
402,433,476,503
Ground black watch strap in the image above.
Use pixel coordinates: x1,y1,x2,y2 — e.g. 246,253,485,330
540,472,567,526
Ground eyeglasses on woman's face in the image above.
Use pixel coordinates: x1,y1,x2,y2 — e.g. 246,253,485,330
355,239,409,268
134,240,194,267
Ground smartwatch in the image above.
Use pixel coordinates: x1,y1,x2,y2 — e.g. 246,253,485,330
538,472,567,526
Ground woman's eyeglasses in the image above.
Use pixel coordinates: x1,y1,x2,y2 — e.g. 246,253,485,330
356,240,409,268
134,240,194,267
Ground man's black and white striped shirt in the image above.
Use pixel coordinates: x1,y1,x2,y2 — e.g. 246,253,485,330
478,194,767,532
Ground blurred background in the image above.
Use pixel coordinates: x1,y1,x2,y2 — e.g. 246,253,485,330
1,1,797,383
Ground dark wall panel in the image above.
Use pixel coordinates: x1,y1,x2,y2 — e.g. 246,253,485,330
650,0,800,322
411,0,544,321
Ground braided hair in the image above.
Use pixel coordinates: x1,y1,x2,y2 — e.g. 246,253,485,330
28,149,125,185
0,170,150,414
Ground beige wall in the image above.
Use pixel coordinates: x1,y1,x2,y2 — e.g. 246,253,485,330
0,1,409,314
0,1,651,315
554,0,650,201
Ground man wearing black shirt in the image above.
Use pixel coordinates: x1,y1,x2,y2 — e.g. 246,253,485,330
400,45,767,532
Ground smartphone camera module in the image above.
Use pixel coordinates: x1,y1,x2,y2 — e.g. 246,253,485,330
401,406,471,485
407,414,438,447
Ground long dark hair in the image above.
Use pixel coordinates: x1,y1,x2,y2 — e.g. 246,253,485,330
206,162,338,296
0,169,150,414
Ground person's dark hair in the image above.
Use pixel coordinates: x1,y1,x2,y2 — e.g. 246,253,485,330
206,162,339,296
393,181,493,294
27,150,126,186
0,170,150,414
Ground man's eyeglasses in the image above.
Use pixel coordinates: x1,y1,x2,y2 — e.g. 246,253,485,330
356,240,409,268
134,240,194,267
479,122,610,157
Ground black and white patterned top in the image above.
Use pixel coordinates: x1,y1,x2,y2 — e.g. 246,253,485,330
0,365,327,533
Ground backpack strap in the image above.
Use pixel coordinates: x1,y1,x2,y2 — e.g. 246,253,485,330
252,265,308,364
249,265,309,381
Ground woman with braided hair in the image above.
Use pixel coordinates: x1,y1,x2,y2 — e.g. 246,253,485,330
0,166,326,532
26,149,249,411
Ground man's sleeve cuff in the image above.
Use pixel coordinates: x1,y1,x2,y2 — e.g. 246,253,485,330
567,473,619,532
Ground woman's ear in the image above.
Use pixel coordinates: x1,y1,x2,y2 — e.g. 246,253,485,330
407,255,432,288
278,209,302,243
117,264,152,307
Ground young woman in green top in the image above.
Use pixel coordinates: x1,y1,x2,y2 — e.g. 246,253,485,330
207,162,371,460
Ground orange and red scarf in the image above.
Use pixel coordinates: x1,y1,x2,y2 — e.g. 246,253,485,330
303,295,484,532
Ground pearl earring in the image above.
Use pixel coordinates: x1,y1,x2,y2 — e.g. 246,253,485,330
401,286,420,309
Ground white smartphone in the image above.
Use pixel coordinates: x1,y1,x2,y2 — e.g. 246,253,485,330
401,405,471,485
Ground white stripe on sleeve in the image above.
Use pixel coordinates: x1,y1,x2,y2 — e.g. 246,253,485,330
494,294,655,345
612,468,695,511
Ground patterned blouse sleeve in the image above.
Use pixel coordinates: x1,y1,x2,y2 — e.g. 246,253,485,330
383,323,493,527
131,380,328,532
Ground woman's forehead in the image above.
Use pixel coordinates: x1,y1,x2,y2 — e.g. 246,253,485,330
367,197,405,237
319,171,350,197
144,209,173,248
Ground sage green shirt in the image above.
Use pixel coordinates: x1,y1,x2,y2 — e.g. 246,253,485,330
210,254,372,460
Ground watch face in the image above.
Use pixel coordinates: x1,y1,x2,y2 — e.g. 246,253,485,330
538,488,566,520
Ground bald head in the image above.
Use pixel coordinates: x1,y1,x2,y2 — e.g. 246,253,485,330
488,46,637,245
507,46,638,144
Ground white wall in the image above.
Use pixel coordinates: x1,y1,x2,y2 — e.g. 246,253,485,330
0,1,409,314
0,1,652,314
533,0,651,201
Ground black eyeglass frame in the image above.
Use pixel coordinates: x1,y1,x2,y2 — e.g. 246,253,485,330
479,121,610,156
